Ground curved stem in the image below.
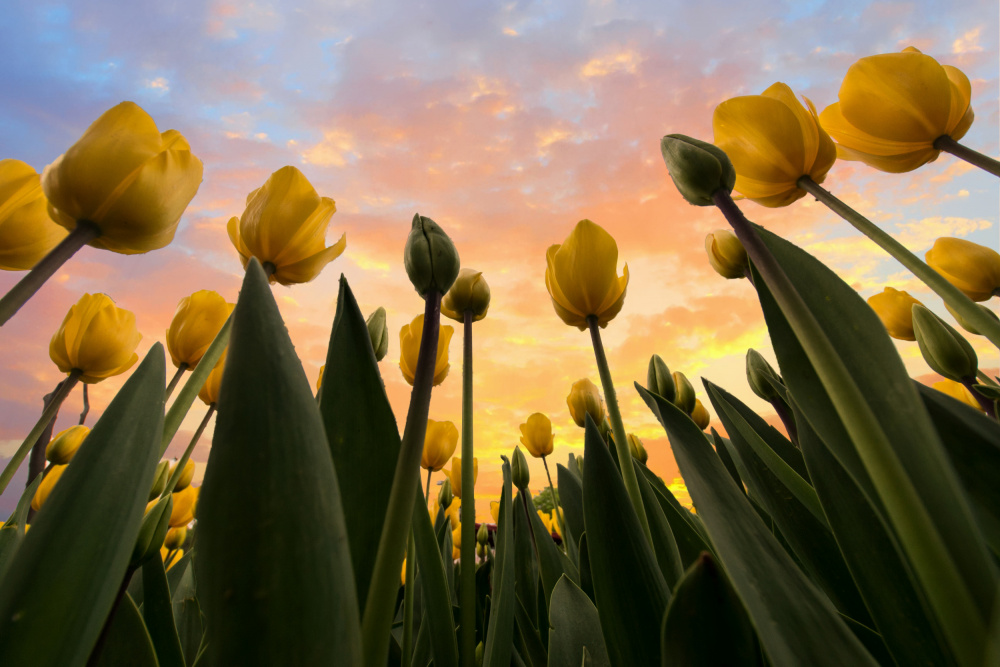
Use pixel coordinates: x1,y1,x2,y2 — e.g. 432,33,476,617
459,309,476,667
425,468,433,504
161,404,215,498
587,315,651,543
402,535,415,667
0,221,100,327
541,456,566,543
78,384,90,425
934,135,1000,177
798,176,1000,352
164,363,188,402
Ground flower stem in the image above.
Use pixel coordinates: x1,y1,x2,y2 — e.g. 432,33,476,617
361,290,442,667
78,384,90,425
961,378,997,419
541,456,566,543
402,535,415,667
0,370,80,495
459,309,476,667
934,136,1000,177
425,468,433,504
798,176,1000,352
587,315,651,544
771,398,799,447
161,404,215,498
164,363,188,402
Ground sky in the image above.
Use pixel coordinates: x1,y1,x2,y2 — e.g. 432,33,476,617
1,0,997,519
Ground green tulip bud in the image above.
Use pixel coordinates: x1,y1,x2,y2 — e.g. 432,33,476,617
672,371,696,414
746,349,783,402
477,523,489,546
404,213,461,297
660,134,736,206
647,354,676,403
131,495,173,569
627,434,648,464
148,461,170,502
511,446,530,491
912,304,978,381
944,301,1000,337
438,477,454,510
366,307,389,361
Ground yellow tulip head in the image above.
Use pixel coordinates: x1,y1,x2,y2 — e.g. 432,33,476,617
932,379,982,411
316,365,325,392
160,546,184,570
867,287,923,341
442,268,491,322
170,459,196,491
31,464,67,512
366,307,389,361
422,419,459,471
519,413,554,458
545,220,629,330
452,524,462,551
198,349,227,406
169,484,199,527
166,290,234,370
925,237,1000,302
705,230,749,279
713,82,837,207
45,425,89,465
399,314,454,386
445,457,478,500
490,500,500,524
672,371,696,414
820,47,974,173
49,293,142,384
163,526,187,550
0,159,67,270
149,461,170,501
41,102,203,254
627,433,648,464
691,399,711,431
444,497,461,526
567,378,605,428
227,166,346,286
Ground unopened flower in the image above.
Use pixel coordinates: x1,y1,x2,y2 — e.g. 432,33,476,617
442,268,491,322
45,425,89,465
444,457,478,500
867,287,924,341
931,379,981,411
546,220,629,330
567,378,605,428
0,159,67,270
422,419,459,472
925,237,1000,302
49,293,142,384
519,413,554,458
399,314,454,386
705,230,748,279
166,290,234,370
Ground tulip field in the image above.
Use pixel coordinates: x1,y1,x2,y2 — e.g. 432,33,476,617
2,35,1000,667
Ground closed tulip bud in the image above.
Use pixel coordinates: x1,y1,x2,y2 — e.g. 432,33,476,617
567,378,605,428
399,314,454,386
867,287,923,341
945,301,1000,337
404,213,461,297
672,371,696,414
627,434,648,464
691,399,711,430
163,525,187,550
198,350,227,406
169,484,199,527
45,425,89,465
149,460,170,501
925,237,1000,302
366,307,389,361
519,413,554,458
477,523,489,546
170,459,195,491
912,304,978,381
705,230,749,279
166,290,234,369
511,447,530,490
646,354,675,402
659,134,736,206
438,478,454,510
932,379,982,411
42,102,202,253
49,293,142,384
422,419,459,472
132,495,173,568
746,349,783,402
0,159,68,270
228,166,346,285
31,465,67,512
442,268,491,322
546,220,629,330
446,457,478,500
477,543,487,560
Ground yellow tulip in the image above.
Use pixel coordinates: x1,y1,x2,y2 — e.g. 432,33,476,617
820,47,974,173
160,546,184,570
198,350,227,406
316,365,325,391
545,219,629,330
169,485,199,527
227,165,346,286
490,500,500,524
705,230,748,279
713,82,837,207
170,459,196,491
444,498,461,526
567,378,605,428
932,379,982,411
166,290,234,369
0,159,67,270
452,523,462,550
627,433,648,464
445,458,477,500
31,465,67,511
691,399,711,430
41,102,203,254
867,287,924,340
422,419,459,471
537,510,561,539
519,413,554,458
49,293,142,384
163,526,187,550
442,268,491,322
401,559,407,585
926,237,1000,302
45,425,89,465
399,314,454,386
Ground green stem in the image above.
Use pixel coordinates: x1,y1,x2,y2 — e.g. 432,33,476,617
361,290,442,667
541,456,566,543
798,176,1000,352
402,535,415,667
459,310,476,667
425,468,433,504
977,370,999,387
78,384,90,425
161,404,215,498
961,378,997,419
0,370,80,495
0,221,100,327
714,189,986,666
164,363,188,402
587,315,652,543
934,135,1000,177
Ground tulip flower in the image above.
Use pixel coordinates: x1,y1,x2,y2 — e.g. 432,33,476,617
400,559,407,585
422,419,459,472
366,307,389,361
867,287,924,341
819,47,974,173
444,458,477,500
404,213,461,297
673,371,696,414
163,526,187,550
490,500,500,524
926,238,1000,302
537,510,562,539
49,293,142,384
705,230,749,279
931,379,982,411
713,82,837,207
45,425,89,465
227,166,346,285
160,546,184,570
545,220,629,330
647,355,675,403
519,413,554,458
567,378,605,428
198,350,227,406
30,464,67,512
442,268,491,322
691,399,711,430
169,484,199,527
399,314,454,386
511,447,530,491
170,459,195,491
0,159,67,271
166,290,234,370
444,498,461,527
627,433,648,464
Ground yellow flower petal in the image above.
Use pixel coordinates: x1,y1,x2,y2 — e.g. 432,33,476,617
49,293,142,384
545,220,628,330
0,160,68,270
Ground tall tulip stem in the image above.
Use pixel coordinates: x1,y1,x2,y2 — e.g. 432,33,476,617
459,309,476,666
934,136,1000,177
425,468,433,503
541,456,566,543
361,290,442,667
78,384,90,425
161,404,215,498
798,176,1000,352
402,535,415,667
0,370,81,495
587,315,652,543
0,221,100,327
165,363,188,401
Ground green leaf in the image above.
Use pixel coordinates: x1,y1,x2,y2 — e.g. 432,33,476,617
512,488,538,626
483,458,514,667
634,460,684,589
547,575,610,667
514,597,548,667
194,259,361,664
637,384,878,666
166,551,193,599
661,553,757,667
411,490,459,667
557,464,585,555
319,276,401,611
142,556,186,667
174,596,205,667
577,532,594,604
90,594,159,667
583,416,668,666
637,466,713,567
0,345,166,667
710,429,745,493
0,474,41,580
523,488,578,607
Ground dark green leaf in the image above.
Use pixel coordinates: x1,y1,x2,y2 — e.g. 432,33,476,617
174,596,205,667
577,532,594,604
514,597,548,667
547,575,610,667
90,594,158,667
166,550,193,599
0,474,41,580
513,489,539,624
637,466,713,567
142,555,186,667
557,464,585,549
412,490,459,667
710,429,744,493
483,459,514,667
634,460,684,589
524,488,578,607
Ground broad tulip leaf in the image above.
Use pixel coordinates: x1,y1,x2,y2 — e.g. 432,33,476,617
547,575,610,667
577,532,594,604
523,488,578,607
0,474,40,580
142,556,185,667
514,597,548,667
319,276,401,611
637,384,878,666
174,596,205,667
0,345,166,667
634,460,684,589
166,550,193,598
195,259,361,665
513,489,539,626
583,415,668,667
710,429,744,493
90,594,159,667
411,489,459,667
637,466,713,567
557,463,585,550
484,459,514,667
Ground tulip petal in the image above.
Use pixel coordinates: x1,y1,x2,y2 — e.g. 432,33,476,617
241,166,323,260
273,232,346,286
551,220,619,316
714,95,803,186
